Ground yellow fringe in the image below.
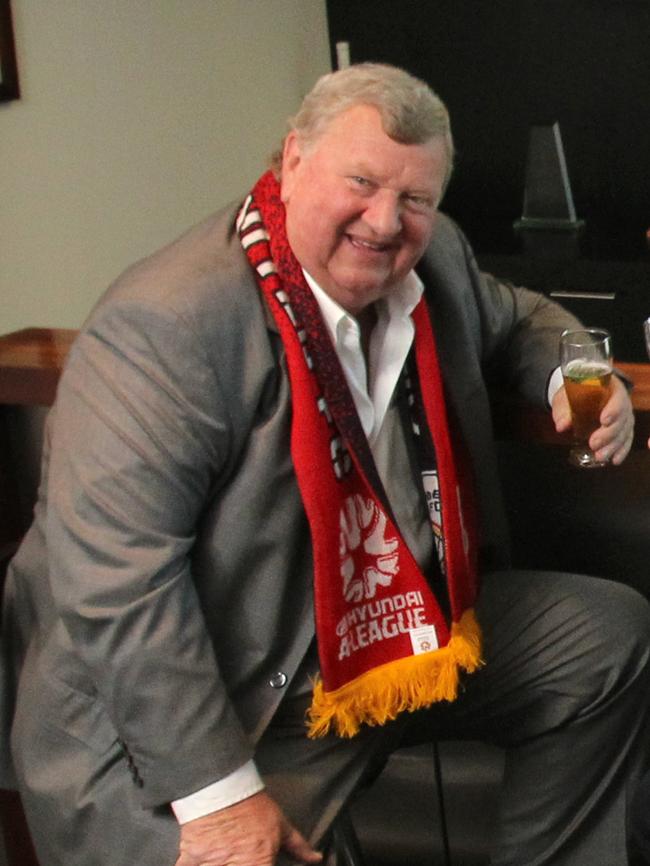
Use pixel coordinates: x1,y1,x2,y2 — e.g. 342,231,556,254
307,609,483,738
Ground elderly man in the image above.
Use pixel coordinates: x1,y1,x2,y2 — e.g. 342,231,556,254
3,63,649,866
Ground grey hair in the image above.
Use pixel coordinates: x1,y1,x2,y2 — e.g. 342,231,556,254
271,62,454,190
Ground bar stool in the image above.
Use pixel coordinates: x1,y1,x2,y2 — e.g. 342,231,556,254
332,741,453,866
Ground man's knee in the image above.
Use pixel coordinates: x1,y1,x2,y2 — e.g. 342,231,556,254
581,577,650,673
478,571,650,706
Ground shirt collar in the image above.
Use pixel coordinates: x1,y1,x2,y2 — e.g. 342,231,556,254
303,269,424,342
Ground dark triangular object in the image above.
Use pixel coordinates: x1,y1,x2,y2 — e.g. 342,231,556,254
514,122,584,258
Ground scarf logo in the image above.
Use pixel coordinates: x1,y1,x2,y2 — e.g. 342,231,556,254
422,469,446,574
339,494,399,603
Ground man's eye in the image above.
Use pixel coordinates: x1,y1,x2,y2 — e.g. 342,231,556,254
406,195,431,208
405,195,436,214
350,176,371,187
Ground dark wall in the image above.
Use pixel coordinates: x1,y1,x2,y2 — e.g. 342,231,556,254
325,0,650,261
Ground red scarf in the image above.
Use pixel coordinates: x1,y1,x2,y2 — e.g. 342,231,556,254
238,171,481,737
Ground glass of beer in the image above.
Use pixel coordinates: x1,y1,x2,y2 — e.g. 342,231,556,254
560,328,613,468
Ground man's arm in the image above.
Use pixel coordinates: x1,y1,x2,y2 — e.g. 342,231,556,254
472,269,583,404
44,293,324,862
420,214,585,405
473,260,635,462
464,236,636,462
46,296,254,806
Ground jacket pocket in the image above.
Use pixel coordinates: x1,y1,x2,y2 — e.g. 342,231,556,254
36,667,119,755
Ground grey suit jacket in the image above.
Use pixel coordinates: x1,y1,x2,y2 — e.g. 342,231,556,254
1,204,580,815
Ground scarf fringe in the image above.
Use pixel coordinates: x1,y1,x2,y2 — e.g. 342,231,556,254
307,609,483,738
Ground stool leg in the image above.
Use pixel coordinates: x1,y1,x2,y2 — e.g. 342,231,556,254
433,741,452,866
331,808,366,866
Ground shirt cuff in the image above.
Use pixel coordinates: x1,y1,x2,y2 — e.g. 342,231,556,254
546,366,564,407
170,760,265,825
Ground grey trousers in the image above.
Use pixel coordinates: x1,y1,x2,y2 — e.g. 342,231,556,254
17,570,650,866
259,570,650,866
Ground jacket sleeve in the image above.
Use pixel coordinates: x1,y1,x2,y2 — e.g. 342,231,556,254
425,216,583,405
46,293,255,808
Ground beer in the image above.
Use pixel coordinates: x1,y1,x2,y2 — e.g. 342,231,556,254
559,328,612,468
562,360,612,442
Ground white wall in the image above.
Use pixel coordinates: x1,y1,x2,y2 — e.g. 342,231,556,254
0,0,331,333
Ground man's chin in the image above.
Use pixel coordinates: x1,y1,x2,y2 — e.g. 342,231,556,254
327,270,400,310
338,284,398,315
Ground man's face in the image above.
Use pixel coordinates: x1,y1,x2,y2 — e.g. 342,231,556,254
280,104,447,315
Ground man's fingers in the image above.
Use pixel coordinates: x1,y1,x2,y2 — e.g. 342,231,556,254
551,385,572,433
281,822,323,864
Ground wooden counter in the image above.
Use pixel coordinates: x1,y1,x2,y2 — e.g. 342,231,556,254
618,362,650,412
0,328,77,406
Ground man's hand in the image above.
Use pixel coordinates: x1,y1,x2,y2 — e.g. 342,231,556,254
552,375,635,465
175,790,323,866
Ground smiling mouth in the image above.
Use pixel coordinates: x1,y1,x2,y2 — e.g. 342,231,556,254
347,235,393,253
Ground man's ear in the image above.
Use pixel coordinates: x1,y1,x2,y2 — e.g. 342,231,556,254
280,131,302,203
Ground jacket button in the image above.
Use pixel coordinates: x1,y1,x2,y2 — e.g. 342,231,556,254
269,672,287,689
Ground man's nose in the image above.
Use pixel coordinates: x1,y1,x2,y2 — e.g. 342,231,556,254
363,190,402,237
